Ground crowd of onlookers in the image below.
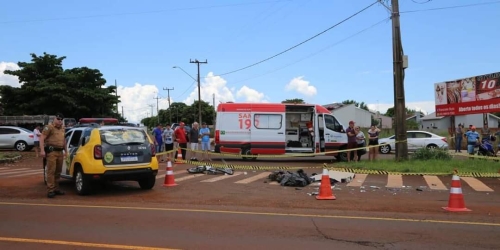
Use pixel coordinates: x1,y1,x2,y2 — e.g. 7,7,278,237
345,120,381,162
151,122,212,163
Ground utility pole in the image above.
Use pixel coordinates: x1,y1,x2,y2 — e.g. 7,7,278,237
379,0,408,161
147,104,154,119
190,59,208,125
121,106,124,118
163,87,174,124
213,93,216,129
153,95,161,124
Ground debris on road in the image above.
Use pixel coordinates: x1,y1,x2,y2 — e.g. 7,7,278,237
268,169,314,187
311,170,355,183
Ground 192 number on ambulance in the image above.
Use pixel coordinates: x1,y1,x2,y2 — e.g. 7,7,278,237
238,113,259,129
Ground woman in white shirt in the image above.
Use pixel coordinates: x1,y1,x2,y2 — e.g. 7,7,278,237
351,126,366,161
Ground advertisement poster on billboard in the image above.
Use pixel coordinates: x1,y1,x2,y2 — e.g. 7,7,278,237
434,72,500,116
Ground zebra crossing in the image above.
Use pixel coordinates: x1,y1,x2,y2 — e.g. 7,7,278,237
1,166,497,193
0,167,42,179
155,168,498,192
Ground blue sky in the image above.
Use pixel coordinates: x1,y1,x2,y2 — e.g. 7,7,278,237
1,0,499,123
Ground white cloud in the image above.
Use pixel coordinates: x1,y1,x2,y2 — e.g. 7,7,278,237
183,72,235,105
0,62,21,87
285,76,317,97
183,72,267,105
367,101,436,115
117,83,172,124
236,86,267,103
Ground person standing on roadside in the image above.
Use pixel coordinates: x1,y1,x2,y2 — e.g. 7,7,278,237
367,125,380,161
162,124,175,161
173,122,188,162
33,125,42,158
152,124,163,162
39,113,67,198
199,122,212,161
464,126,480,155
189,122,200,161
455,124,463,153
346,121,358,162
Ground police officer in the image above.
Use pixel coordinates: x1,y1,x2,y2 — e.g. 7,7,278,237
40,113,67,198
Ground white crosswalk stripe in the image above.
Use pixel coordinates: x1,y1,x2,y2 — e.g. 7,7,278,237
2,165,498,192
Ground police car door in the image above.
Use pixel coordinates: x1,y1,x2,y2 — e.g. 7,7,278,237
62,130,83,177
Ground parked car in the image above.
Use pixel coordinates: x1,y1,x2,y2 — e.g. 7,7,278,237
0,126,35,151
43,125,159,195
378,130,448,154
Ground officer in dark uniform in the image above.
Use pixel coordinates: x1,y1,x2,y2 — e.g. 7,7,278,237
40,113,67,198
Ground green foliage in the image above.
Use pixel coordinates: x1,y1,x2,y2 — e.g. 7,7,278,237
341,99,369,111
406,119,419,130
0,53,126,121
141,100,215,128
411,147,452,161
282,98,305,104
384,106,417,117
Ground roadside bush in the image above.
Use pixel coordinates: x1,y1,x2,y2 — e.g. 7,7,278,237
411,147,451,161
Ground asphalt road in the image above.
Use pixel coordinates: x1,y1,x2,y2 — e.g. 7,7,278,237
0,202,499,250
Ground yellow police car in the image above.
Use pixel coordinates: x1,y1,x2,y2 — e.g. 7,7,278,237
43,125,159,195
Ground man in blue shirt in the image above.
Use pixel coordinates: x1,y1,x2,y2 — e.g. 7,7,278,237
199,122,211,161
152,124,163,161
464,126,480,155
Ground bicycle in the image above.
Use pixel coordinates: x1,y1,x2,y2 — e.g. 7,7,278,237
187,165,234,175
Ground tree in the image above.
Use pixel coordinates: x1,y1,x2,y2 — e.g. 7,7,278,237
142,100,216,128
1,52,126,121
384,106,418,117
282,98,305,104
341,100,369,111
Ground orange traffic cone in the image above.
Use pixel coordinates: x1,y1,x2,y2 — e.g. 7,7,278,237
175,148,184,165
163,158,177,187
316,169,336,200
442,175,471,212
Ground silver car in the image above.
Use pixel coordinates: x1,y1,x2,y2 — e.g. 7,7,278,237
0,126,35,151
378,130,449,154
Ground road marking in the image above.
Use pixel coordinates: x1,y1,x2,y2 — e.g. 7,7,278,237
269,181,279,185
0,170,42,178
460,177,494,192
0,167,9,170
175,174,204,182
201,172,243,182
156,170,186,179
347,174,368,187
386,174,403,188
0,236,177,250
234,172,270,184
0,169,34,176
423,175,448,190
1,202,499,227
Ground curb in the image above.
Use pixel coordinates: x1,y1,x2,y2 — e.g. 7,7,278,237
0,155,22,164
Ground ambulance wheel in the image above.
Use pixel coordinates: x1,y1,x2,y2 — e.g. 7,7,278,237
242,148,257,161
336,150,348,162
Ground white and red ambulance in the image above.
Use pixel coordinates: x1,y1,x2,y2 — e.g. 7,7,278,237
214,102,349,161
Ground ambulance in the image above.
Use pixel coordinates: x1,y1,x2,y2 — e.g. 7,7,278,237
214,102,349,161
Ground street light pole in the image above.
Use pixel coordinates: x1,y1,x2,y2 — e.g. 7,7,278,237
189,59,208,126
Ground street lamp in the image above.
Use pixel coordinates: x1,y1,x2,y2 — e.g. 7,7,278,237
173,65,201,125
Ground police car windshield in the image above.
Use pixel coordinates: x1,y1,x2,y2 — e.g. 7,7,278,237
99,129,148,145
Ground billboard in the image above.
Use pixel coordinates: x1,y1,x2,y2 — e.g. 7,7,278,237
434,72,500,116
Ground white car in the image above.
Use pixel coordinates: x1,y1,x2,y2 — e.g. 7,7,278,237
378,130,449,154
0,126,35,151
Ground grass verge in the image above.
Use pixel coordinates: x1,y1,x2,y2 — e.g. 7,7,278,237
340,159,500,174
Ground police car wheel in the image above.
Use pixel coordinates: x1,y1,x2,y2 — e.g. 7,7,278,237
74,167,92,195
138,175,155,190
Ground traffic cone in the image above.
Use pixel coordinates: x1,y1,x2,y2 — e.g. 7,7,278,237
163,158,177,187
316,169,336,200
442,175,471,212
175,148,184,165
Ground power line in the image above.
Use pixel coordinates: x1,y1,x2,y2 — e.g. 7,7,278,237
0,0,291,24
410,0,432,4
229,17,390,85
215,0,380,77
401,0,500,13
174,80,197,100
